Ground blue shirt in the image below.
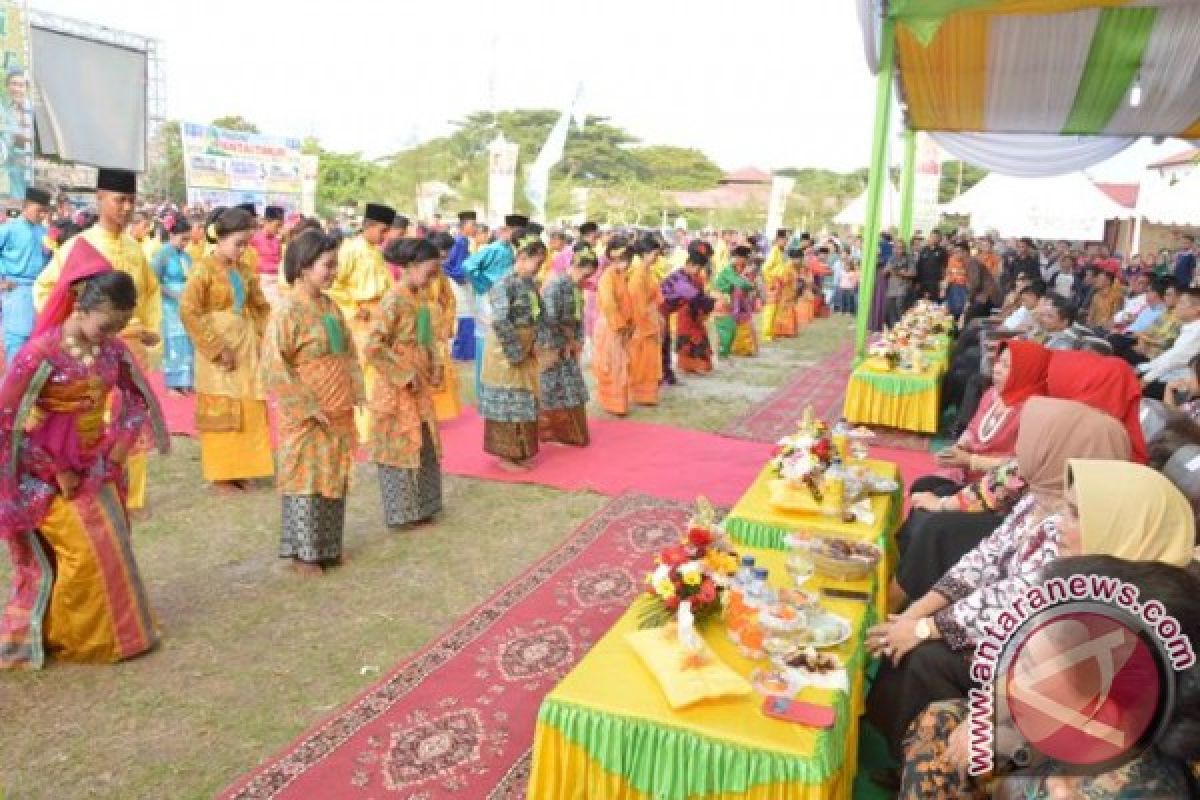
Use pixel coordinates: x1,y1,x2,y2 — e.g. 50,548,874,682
0,217,49,283
1174,249,1196,288
1128,302,1165,334
443,234,471,284
464,240,514,296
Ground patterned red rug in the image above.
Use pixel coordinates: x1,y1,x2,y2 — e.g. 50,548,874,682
219,493,689,800
721,340,936,452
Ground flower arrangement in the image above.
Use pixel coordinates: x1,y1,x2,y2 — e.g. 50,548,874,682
769,415,835,502
638,498,739,629
867,338,902,369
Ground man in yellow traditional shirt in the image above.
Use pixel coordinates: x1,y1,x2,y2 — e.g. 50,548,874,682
34,168,162,514
330,202,396,441
760,228,791,342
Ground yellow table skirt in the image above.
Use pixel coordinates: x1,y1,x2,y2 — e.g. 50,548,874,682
842,364,941,434
528,547,873,800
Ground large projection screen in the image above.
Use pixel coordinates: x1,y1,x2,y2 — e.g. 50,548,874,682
30,25,146,171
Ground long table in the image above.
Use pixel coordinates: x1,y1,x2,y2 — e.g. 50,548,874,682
527,462,902,800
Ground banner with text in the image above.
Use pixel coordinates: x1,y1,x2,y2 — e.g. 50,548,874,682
181,122,307,212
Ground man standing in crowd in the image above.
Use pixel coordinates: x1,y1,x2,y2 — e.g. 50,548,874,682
1174,233,1196,289
330,202,396,441
914,229,947,301
1004,237,1041,289
444,210,479,361
0,186,51,364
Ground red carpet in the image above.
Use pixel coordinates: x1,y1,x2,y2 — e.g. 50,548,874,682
440,408,773,507
220,493,689,800
721,341,936,452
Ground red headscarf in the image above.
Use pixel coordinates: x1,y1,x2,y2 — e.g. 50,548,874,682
1046,349,1147,463
998,339,1051,406
32,238,114,337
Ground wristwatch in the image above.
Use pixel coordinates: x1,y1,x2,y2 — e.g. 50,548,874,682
915,618,933,641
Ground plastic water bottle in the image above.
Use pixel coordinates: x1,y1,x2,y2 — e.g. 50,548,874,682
832,417,850,462
747,567,775,609
733,555,757,592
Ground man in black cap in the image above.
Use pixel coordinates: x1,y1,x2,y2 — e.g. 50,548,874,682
0,185,52,363
462,213,528,397
35,167,161,512
329,201,396,441
445,210,478,360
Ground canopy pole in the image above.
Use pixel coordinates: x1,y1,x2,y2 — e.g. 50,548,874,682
899,128,917,240
854,14,896,362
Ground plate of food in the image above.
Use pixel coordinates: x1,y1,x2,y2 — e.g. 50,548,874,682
808,536,883,581
793,611,853,649
775,645,843,673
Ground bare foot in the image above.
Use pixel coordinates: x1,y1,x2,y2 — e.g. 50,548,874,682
288,560,324,577
496,459,530,472
128,508,152,523
211,481,243,495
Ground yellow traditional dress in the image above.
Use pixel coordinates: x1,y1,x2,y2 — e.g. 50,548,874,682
329,235,393,442
627,258,663,406
36,226,163,511
364,283,443,526
425,270,460,421
593,266,633,415
179,254,274,483
768,260,800,338
262,287,364,563
760,244,786,341
0,328,169,669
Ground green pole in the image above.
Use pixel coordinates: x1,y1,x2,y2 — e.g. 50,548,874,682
899,128,917,240
854,15,896,362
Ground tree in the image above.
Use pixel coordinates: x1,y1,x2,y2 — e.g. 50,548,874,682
629,145,723,189
938,161,987,203
314,149,376,216
143,120,185,203
211,115,260,133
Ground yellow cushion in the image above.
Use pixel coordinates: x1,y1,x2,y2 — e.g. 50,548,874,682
626,626,752,710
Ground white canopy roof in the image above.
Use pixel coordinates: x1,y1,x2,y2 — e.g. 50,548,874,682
940,172,1131,240
835,183,900,229
1137,168,1200,227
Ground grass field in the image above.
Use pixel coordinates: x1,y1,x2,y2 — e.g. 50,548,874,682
0,317,850,800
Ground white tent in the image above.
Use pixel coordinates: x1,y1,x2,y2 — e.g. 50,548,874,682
940,172,1131,241
1137,169,1200,228
835,183,900,229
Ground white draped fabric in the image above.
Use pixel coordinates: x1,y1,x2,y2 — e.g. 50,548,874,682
984,11,1099,133
931,132,1137,177
1104,5,1200,136
941,173,1132,240
857,0,881,75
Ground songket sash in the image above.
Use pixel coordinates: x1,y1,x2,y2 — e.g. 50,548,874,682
193,310,264,433
294,354,358,437
481,327,538,393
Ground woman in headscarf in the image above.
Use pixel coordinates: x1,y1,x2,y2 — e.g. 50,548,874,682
866,399,1146,759
895,475,1197,798
893,397,1132,609
911,339,1051,504
0,241,169,668
1046,348,1147,463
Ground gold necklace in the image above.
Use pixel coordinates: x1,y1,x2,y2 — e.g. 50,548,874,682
64,334,99,367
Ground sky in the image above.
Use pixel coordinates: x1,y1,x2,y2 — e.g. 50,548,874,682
30,0,1192,182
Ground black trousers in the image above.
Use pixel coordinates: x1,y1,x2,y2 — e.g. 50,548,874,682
866,640,975,759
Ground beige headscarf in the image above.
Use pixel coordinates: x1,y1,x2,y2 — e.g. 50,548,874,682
1070,459,1195,566
1015,397,1132,501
